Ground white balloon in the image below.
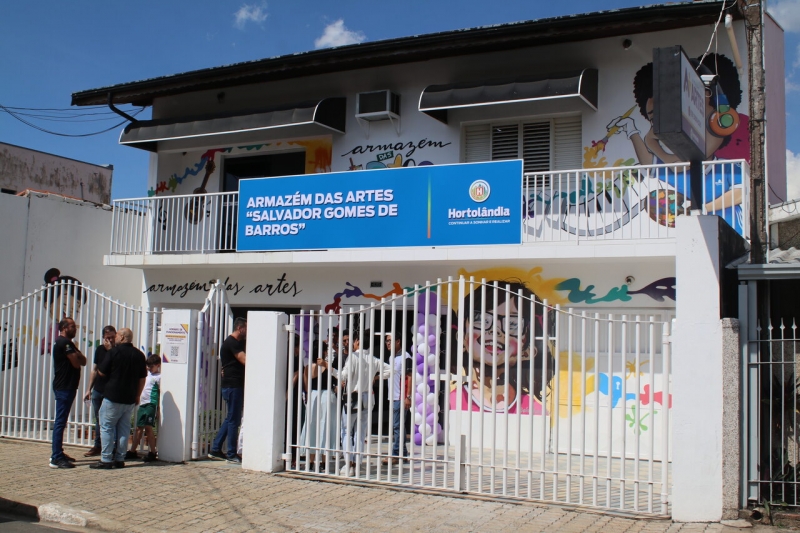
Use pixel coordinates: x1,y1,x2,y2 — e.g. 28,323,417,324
426,393,436,405
414,413,423,425
416,383,429,395
417,343,427,355
425,435,436,446
416,333,425,344
426,354,436,366
426,314,438,327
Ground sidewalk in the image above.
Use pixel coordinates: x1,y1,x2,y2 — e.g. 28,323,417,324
0,439,773,532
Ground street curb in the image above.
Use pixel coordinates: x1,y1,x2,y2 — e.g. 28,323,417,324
0,496,39,520
38,502,130,532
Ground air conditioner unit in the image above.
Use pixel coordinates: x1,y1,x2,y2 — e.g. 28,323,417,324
355,91,400,121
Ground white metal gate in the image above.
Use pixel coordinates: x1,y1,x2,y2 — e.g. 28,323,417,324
284,277,672,516
0,281,160,446
191,280,233,459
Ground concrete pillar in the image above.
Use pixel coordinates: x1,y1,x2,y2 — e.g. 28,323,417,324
157,309,198,463
242,311,288,473
673,216,740,521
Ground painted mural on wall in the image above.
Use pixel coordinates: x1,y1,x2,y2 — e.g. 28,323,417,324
148,139,332,197
340,138,451,170
529,53,749,239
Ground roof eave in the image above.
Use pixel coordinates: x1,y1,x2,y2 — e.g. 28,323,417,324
71,1,732,107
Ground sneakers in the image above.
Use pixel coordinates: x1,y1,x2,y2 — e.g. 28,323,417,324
63,454,76,462
124,450,138,460
114,461,125,469
49,457,75,469
339,463,355,476
143,452,157,463
84,446,101,457
226,456,242,464
89,461,114,470
208,450,226,460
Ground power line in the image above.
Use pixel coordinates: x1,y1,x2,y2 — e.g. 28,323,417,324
0,103,145,137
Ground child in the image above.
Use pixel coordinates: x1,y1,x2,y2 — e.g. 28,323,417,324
127,354,161,462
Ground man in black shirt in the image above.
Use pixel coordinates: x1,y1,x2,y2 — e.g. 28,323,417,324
90,328,147,469
208,318,247,463
82,325,116,457
50,317,87,469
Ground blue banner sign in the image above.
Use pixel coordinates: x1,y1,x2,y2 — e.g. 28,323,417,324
236,160,522,251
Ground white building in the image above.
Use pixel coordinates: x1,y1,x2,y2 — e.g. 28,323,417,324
19,0,783,521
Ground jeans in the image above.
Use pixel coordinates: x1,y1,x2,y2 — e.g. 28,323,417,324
391,400,408,457
341,392,370,464
212,387,244,459
91,390,104,448
99,398,136,463
51,389,77,461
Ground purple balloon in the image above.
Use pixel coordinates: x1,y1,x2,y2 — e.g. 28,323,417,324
417,325,427,335
414,393,423,405
416,291,438,312
417,363,426,375
415,353,424,364
427,334,436,346
426,413,436,425
413,432,423,446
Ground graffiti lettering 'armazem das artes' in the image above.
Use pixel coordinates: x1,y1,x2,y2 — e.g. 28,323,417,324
341,138,452,170
144,273,302,299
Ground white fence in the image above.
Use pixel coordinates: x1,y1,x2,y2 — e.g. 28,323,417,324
109,160,748,255
0,281,160,446
284,277,672,516
191,280,233,459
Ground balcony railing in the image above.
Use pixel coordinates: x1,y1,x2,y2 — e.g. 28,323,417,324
110,160,748,255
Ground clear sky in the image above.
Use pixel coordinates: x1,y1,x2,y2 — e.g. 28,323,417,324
1,0,798,201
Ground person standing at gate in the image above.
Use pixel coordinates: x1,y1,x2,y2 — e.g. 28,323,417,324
90,328,147,469
82,325,116,457
50,317,87,469
382,332,412,465
208,318,247,464
333,332,392,477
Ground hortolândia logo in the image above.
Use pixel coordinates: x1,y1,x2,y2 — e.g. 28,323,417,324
469,180,491,203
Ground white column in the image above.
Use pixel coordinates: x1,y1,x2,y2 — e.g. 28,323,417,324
242,311,288,473
673,216,725,522
157,309,198,463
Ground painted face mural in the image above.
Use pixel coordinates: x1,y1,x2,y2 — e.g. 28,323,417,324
450,278,555,415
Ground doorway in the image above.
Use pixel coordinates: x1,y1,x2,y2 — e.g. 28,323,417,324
220,151,307,250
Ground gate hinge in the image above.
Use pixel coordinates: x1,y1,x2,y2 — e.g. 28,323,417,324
663,334,672,343
284,325,295,332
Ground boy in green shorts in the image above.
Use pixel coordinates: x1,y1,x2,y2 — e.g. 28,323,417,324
127,354,161,462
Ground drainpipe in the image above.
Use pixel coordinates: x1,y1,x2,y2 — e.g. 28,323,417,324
107,92,139,125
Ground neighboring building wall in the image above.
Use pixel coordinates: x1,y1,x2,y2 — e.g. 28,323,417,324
765,13,787,203
0,142,112,204
145,22,755,199
775,217,800,250
0,193,143,308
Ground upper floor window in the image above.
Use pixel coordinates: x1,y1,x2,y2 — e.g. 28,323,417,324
462,115,582,174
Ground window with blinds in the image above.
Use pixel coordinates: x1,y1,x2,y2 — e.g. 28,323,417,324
462,116,582,175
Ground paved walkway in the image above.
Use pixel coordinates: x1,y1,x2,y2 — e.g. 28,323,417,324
0,439,774,532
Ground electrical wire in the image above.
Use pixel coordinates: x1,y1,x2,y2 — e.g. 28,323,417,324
697,0,737,71
0,103,145,137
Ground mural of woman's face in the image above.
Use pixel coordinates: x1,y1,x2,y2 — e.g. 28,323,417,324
466,298,526,368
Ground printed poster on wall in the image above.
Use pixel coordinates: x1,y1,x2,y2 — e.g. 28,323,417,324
162,323,189,364
236,160,522,251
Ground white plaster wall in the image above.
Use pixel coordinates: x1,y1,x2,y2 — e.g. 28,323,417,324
0,194,29,306
765,13,787,203
10,194,144,305
139,258,675,310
